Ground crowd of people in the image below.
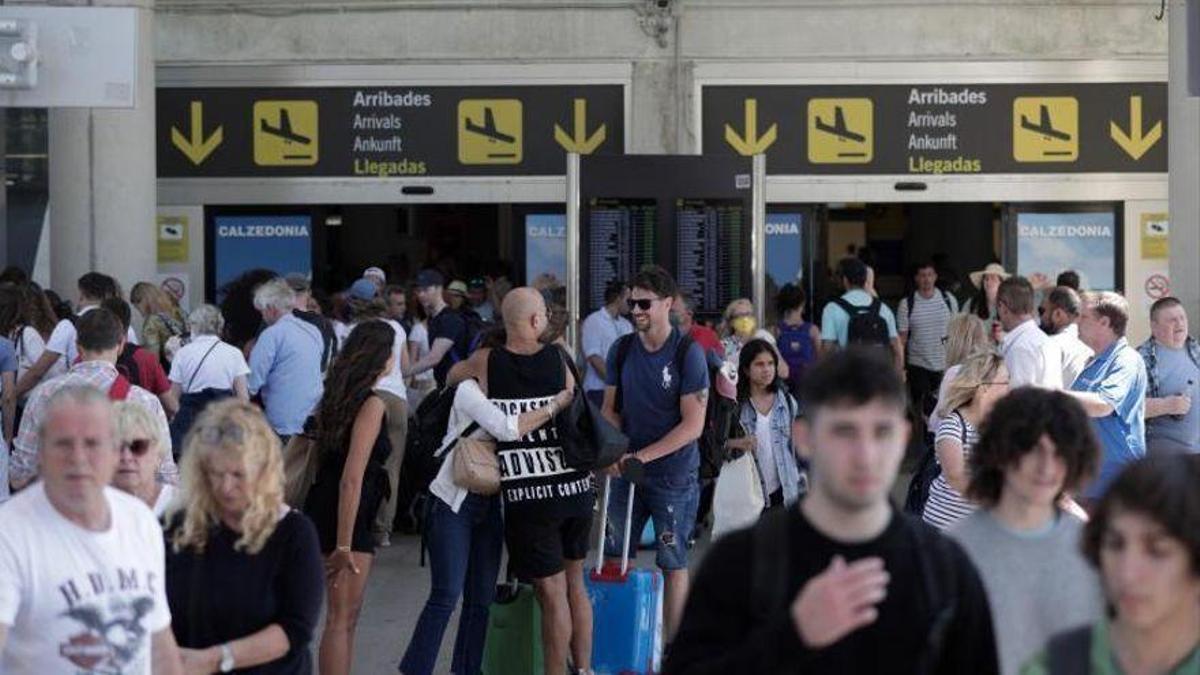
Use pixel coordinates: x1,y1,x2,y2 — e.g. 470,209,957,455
0,254,1194,675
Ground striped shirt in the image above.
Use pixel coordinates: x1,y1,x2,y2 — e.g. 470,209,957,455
923,411,978,531
897,290,958,372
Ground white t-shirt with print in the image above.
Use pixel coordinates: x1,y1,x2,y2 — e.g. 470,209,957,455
408,321,435,385
168,335,250,393
375,318,409,401
0,483,171,674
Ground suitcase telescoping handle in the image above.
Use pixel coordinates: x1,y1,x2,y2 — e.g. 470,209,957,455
594,458,645,577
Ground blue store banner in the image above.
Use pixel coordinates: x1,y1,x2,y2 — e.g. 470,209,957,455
1016,211,1117,291
766,212,805,293
525,213,567,286
213,214,313,297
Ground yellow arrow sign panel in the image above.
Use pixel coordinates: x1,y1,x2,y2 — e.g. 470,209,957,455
1110,95,1162,161
555,98,606,154
807,98,873,164
724,99,777,156
170,101,223,166
253,100,319,166
458,99,523,165
1012,97,1078,162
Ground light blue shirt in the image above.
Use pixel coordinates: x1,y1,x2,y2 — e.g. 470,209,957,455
820,289,899,347
1071,337,1147,499
581,307,632,392
248,313,324,435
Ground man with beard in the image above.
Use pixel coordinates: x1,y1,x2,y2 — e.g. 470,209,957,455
1038,286,1093,388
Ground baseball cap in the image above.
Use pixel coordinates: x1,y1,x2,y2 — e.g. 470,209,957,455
348,278,378,301
446,280,469,298
363,266,387,283
284,273,311,293
414,269,445,289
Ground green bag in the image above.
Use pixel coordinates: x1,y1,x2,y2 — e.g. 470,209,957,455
481,581,544,675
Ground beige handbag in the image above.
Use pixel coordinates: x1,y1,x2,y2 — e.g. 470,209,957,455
452,436,501,495
282,433,320,509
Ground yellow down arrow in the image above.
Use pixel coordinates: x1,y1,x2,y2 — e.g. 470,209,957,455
171,101,223,166
1110,95,1162,161
724,99,777,156
555,99,606,154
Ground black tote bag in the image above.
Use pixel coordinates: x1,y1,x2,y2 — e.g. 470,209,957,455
555,348,629,471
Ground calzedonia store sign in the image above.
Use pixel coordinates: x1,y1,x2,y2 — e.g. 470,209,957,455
157,85,624,178
702,82,1166,174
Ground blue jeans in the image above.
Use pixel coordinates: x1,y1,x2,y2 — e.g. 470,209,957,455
603,472,700,570
399,493,503,675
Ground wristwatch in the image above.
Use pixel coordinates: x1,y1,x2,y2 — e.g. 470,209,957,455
219,643,235,673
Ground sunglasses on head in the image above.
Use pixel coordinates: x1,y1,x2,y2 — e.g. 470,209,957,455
196,420,245,446
120,438,153,457
627,298,657,311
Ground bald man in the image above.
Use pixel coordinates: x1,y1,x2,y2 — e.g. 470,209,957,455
448,288,593,675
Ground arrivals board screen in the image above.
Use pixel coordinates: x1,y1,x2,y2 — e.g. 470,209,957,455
585,198,658,311
676,198,747,315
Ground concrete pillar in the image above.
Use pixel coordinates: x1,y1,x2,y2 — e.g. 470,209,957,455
1169,0,1200,322
48,0,155,300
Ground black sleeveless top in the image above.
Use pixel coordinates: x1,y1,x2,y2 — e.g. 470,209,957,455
488,346,594,518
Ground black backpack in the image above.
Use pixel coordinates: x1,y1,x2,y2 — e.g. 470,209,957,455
905,289,954,319
293,309,339,373
612,332,736,481
833,297,891,347
405,384,462,493
456,308,488,360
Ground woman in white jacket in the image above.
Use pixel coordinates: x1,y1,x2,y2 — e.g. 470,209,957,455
399,329,572,675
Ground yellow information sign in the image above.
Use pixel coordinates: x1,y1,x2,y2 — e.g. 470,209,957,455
156,215,189,264
1140,212,1169,260
1012,97,1078,162
807,98,873,164
253,101,319,166
458,99,523,165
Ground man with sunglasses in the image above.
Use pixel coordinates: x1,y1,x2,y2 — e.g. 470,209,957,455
996,276,1063,390
10,309,176,492
601,265,709,644
0,385,184,674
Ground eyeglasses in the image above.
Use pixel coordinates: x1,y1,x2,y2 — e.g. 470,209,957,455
120,438,153,457
981,380,1010,387
627,298,657,311
940,336,949,345
195,420,245,446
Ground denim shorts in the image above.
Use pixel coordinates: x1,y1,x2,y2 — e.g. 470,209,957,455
603,472,700,571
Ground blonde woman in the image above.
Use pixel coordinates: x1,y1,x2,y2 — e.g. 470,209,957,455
929,313,992,432
922,351,1010,530
720,297,789,380
111,401,176,518
131,282,185,364
164,399,324,674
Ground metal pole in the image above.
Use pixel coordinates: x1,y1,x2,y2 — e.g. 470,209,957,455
565,152,581,351
751,153,767,327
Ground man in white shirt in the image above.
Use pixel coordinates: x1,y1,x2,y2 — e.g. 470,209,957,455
581,281,632,407
1039,286,1093,388
0,385,183,674
998,276,1063,389
15,272,139,399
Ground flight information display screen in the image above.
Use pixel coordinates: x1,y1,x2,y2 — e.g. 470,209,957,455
586,198,658,311
676,198,746,315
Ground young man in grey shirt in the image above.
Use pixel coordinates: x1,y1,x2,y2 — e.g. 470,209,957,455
1138,297,1200,455
949,387,1104,675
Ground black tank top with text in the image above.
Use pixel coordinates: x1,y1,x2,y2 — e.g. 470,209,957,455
487,346,594,518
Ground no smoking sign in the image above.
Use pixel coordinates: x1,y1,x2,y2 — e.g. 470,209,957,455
1144,273,1170,300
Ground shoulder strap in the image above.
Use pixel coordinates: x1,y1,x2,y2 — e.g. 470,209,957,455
831,297,856,315
185,340,222,392
868,297,882,315
613,333,635,413
910,522,957,675
953,410,968,446
751,507,793,621
907,291,917,319
108,374,132,401
1046,625,1092,675
939,289,953,313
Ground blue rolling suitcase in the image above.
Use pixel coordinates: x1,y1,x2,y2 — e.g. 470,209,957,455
585,476,663,675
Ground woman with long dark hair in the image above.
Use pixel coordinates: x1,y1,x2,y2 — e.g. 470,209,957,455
306,321,396,674
723,338,805,511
